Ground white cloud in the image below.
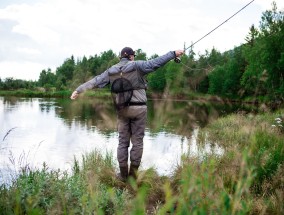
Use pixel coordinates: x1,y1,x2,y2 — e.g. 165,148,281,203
0,61,46,81
0,0,283,81
16,47,41,55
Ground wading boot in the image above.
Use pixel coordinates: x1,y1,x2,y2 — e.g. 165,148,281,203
117,166,128,182
129,164,139,180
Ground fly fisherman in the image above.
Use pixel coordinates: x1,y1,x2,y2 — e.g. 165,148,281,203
70,47,184,182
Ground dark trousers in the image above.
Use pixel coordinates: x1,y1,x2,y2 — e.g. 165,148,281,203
117,106,147,167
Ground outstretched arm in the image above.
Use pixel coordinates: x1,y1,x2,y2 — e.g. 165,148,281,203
135,50,184,74
70,70,110,100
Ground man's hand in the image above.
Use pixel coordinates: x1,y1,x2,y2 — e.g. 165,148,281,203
70,91,79,100
175,50,184,57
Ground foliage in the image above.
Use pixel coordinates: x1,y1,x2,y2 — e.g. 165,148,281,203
208,47,245,97
55,56,75,89
38,68,56,90
0,78,36,90
241,2,284,100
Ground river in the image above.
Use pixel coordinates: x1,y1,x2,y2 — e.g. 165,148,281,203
0,96,256,184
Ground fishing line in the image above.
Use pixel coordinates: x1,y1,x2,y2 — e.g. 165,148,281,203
147,58,226,85
175,0,255,63
179,57,227,72
178,61,212,72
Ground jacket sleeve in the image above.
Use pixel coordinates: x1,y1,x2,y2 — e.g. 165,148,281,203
75,70,110,93
135,51,176,74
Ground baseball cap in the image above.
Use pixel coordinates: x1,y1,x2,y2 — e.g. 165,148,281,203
120,47,136,58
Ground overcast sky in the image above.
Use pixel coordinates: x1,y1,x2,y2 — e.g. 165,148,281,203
0,0,283,81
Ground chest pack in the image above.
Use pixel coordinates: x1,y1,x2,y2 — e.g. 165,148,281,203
110,68,147,110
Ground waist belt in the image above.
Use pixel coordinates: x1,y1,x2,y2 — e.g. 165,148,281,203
128,102,146,106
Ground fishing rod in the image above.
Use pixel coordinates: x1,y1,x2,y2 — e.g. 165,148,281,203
174,0,255,63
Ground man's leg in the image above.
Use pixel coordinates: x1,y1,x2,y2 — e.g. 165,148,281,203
117,110,131,181
129,107,147,179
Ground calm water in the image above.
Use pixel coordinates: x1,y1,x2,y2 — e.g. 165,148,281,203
0,96,256,184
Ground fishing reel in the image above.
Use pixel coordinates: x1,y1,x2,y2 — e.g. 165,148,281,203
174,57,181,63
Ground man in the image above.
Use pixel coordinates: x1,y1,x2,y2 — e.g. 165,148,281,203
70,47,184,181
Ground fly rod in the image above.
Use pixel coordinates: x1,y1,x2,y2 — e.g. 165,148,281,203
174,0,255,63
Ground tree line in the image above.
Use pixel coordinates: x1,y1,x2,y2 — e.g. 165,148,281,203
0,2,283,101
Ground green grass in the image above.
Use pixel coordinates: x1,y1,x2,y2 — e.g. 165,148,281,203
0,89,111,98
0,89,72,98
0,110,284,214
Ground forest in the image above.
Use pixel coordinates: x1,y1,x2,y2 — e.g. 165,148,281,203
0,2,283,103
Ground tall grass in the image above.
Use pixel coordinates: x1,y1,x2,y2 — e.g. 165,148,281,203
0,109,283,214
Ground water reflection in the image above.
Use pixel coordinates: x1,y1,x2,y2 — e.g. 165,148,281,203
0,96,254,184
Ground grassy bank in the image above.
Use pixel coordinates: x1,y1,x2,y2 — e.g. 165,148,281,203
0,89,111,98
0,89,73,98
0,110,283,214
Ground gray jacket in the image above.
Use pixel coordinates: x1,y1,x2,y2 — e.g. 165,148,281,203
75,51,176,103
